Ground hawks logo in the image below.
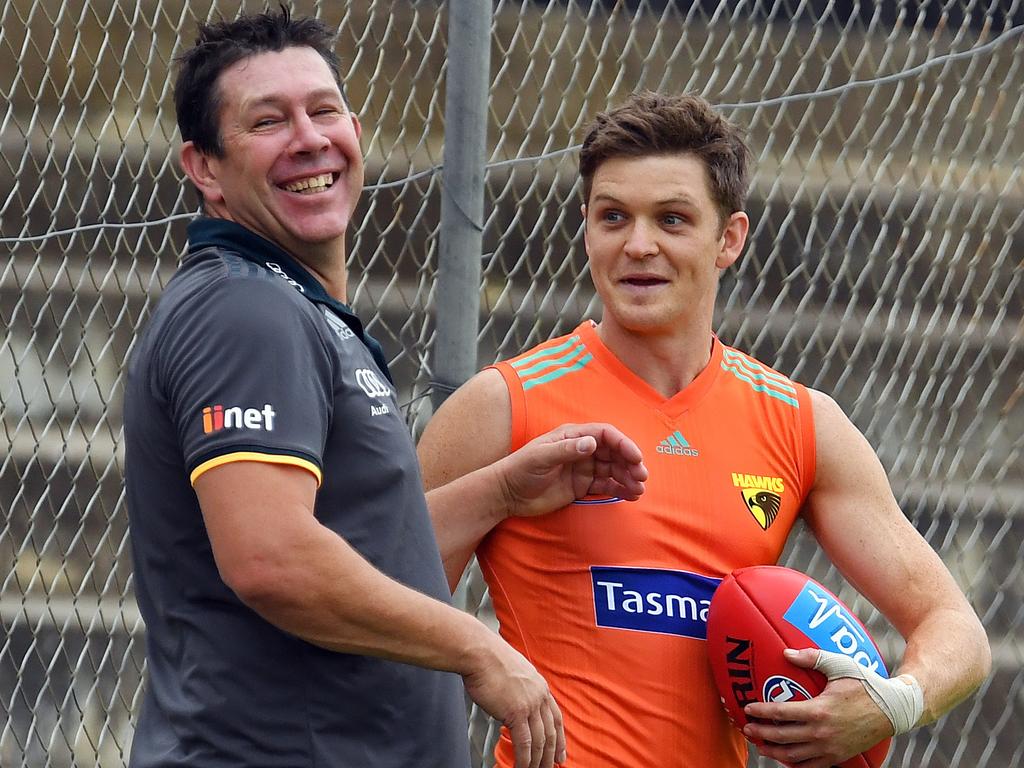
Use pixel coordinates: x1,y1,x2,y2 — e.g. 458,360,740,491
731,473,784,530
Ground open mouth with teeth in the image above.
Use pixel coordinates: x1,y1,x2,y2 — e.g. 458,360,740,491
281,173,336,194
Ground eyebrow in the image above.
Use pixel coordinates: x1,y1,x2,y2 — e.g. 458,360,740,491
239,88,345,113
590,193,700,208
653,195,700,207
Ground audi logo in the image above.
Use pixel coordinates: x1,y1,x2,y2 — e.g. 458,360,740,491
355,368,392,399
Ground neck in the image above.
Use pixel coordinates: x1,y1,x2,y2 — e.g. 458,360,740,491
204,206,350,303
596,320,714,399
294,249,349,304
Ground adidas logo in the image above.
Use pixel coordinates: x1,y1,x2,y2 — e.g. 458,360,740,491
656,430,699,457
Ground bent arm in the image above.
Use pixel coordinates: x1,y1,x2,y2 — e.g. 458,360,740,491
419,369,647,591
198,459,569,767
195,460,494,671
803,389,991,725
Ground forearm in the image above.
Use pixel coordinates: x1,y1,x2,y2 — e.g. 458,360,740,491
893,605,991,726
237,521,495,674
426,464,509,590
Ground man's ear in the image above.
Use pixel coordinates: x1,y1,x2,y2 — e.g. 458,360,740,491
715,211,749,270
350,113,362,141
179,141,224,205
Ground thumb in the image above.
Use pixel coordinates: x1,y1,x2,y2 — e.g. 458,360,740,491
783,647,821,669
570,435,598,455
539,434,597,464
516,433,597,475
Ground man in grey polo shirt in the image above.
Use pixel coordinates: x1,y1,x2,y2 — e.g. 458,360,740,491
124,9,647,768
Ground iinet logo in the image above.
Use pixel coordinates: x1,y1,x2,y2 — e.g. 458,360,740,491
202,404,277,433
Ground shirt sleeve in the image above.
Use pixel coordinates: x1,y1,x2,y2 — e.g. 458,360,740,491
154,273,334,486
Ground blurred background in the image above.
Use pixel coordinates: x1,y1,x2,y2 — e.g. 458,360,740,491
1,1,1021,766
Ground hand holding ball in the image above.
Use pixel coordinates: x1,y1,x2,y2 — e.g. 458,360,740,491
706,566,907,768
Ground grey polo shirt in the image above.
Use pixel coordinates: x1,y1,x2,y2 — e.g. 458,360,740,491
125,217,470,768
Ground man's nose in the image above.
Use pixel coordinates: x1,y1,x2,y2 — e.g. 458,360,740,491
289,112,330,154
623,220,659,258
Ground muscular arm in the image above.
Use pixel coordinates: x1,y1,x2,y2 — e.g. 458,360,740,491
802,390,990,723
745,390,991,766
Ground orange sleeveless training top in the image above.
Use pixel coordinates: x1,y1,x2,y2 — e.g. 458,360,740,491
481,320,816,768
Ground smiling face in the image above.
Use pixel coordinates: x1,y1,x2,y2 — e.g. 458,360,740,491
180,46,364,267
583,153,748,341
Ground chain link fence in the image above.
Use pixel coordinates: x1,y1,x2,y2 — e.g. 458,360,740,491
1,1,1021,766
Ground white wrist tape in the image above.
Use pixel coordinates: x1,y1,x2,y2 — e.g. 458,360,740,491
813,649,925,736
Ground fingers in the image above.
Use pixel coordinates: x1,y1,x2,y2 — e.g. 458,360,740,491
462,636,567,768
747,718,840,767
536,695,565,768
744,718,815,745
509,700,561,768
603,453,648,488
754,739,825,767
508,715,533,768
528,434,598,472
589,456,646,500
535,423,648,484
745,673,893,768
528,708,545,768
539,698,558,768
551,694,567,764
587,476,643,501
535,431,647,494
557,423,645,466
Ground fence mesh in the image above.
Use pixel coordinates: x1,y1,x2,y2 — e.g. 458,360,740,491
1,1,1021,767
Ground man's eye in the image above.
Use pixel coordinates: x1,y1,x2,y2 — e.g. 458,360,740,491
663,214,686,226
603,211,625,223
254,118,280,128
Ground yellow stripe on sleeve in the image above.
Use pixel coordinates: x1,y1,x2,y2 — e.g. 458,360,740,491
189,452,323,487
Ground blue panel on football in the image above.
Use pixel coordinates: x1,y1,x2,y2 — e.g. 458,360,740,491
782,580,888,676
591,566,720,639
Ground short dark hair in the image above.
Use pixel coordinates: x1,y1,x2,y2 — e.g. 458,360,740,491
579,91,752,224
174,5,342,157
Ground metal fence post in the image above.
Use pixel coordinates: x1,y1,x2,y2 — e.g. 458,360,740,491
431,0,493,410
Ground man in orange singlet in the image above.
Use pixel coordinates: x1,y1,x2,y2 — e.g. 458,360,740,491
418,92,990,768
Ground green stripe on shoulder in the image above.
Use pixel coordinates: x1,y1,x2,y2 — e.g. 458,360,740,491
720,360,799,407
522,353,594,391
514,342,588,378
511,335,581,369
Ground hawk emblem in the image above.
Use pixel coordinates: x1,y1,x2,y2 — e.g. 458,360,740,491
741,489,781,530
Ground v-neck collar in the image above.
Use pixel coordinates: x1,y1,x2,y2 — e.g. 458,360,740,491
186,216,392,381
577,320,722,418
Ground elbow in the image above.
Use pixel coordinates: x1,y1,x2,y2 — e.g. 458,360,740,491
976,625,993,686
958,610,993,695
218,555,303,614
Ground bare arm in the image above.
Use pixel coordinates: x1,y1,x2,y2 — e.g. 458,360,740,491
744,390,991,766
803,390,990,722
418,369,515,586
196,460,567,768
419,369,647,591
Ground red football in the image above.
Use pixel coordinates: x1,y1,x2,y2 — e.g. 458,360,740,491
706,565,891,768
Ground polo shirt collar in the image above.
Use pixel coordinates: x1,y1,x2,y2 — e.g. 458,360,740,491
186,216,393,382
